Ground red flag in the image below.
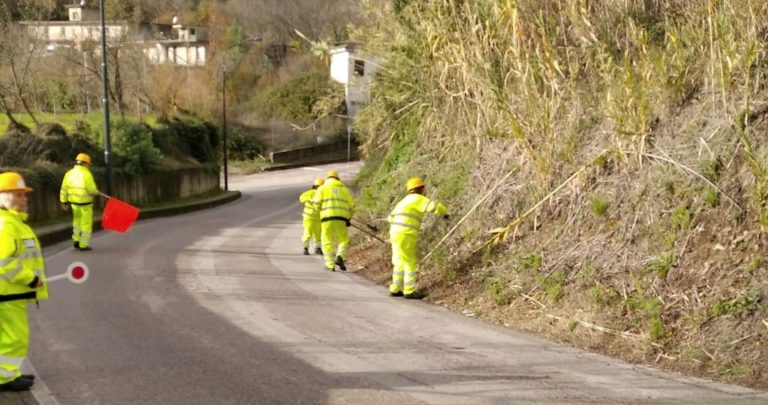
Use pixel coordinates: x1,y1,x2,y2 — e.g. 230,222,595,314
101,197,140,233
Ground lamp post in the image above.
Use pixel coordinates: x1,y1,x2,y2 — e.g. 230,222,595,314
221,63,229,191
220,37,262,191
98,0,113,195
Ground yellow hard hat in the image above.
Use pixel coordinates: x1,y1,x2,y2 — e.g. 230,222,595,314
0,172,33,193
76,153,92,164
314,178,325,187
406,177,425,192
327,170,339,179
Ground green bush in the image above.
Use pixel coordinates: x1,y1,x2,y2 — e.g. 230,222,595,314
112,120,162,174
152,118,219,164
228,127,265,161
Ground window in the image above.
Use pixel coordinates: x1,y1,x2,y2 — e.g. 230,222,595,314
353,59,365,76
72,11,80,21
189,28,196,36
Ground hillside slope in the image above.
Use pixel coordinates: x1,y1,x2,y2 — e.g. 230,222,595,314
349,0,768,388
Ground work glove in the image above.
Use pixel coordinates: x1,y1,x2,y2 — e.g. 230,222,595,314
61,203,70,212
345,219,351,227
443,214,450,220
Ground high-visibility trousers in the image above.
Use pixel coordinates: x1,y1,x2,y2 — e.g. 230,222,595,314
72,204,94,248
0,301,29,384
389,232,418,295
301,217,321,249
321,220,349,269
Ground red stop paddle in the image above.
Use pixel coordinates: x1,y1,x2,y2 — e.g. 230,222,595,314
47,262,89,284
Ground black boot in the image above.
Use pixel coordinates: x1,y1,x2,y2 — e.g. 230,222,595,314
0,377,34,392
74,241,79,249
335,256,346,271
303,247,310,255
389,291,404,297
314,247,323,255
404,291,425,300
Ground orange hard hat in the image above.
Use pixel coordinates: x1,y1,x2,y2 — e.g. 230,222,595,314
406,177,425,192
0,172,33,193
76,153,92,164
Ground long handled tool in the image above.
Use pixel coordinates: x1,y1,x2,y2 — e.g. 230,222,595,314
349,222,388,244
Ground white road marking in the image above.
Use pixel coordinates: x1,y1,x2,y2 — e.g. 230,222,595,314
26,360,60,405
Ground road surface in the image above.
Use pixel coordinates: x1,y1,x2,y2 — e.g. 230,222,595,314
7,162,766,404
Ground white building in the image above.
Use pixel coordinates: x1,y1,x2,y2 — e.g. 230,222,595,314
330,44,379,117
22,2,208,67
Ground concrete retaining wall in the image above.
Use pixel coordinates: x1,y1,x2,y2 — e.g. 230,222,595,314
27,165,220,222
269,140,359,164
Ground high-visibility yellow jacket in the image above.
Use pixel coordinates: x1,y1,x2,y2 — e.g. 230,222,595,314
388,193,448,236
313,178,355,222
299,188,320,220
60,164,99,204
0,208,48,303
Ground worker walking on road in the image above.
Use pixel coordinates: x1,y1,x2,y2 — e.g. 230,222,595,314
313,170,355,271
0,172,48,392
299,178,324,256
388,177,448,299
60,153,100,251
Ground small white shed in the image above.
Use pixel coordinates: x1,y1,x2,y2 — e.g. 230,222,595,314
330,44,379,117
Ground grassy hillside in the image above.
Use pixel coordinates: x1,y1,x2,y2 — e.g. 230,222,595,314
350,0,768,388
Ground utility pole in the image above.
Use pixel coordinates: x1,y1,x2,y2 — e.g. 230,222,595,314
99,0,113,196
222,63,229,191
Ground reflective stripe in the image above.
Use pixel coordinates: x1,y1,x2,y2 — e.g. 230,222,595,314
392,270,404,276
321,198,350,204
0,355,23,367
2,263,23,280
81,232,92,238
393,212,422,221
35,269,45,276
321,206,352,213
0,368,17,378
391,222,420,231
0,257,15,266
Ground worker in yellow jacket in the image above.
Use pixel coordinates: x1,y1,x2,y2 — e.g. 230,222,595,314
388,177,448,299
313,170,355,271
299,178,324,256
60,153,100,251
0,172,48,392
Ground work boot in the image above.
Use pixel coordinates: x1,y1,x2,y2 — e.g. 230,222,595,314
404,292,425,300
74,241,79,249
0,377,34,392
20,374,34,381
335,256,347,271
314,247,323,255
78,246,93,252
389,291,404,297
303,247,310,255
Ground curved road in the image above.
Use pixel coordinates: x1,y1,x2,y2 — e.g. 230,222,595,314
12,163,767,404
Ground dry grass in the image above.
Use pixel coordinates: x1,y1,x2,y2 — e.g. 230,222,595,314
349,0,768,389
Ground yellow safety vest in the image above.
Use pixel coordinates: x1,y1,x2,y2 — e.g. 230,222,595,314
60,165,98,204
299,188,320,220
313,178,355,221
0,209,48,302
388,193,448,236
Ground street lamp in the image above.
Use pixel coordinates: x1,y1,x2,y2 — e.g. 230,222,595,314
98,0,113,195
221,37,262,191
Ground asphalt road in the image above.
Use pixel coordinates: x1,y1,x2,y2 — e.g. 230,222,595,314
5,162,767,404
